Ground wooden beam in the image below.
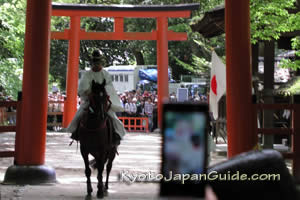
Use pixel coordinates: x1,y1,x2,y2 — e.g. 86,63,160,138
51,30,69,40
257,128,294,135
52,10,192,18
0,101,18,107
0,126,16,132
114,17,124,33
51,29,187,41
0,151,15,158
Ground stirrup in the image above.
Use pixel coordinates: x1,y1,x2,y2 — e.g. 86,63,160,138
70,130,79,141
69,139,75,146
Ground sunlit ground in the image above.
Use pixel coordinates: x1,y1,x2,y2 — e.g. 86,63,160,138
0,131,293,184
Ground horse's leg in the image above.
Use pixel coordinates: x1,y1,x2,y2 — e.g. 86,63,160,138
96,155,106,199
81,147,93,196
105,148,116,190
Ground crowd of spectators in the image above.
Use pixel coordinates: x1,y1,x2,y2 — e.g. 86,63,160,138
0,92,14,101
116,88,208,131
47,91,65,113
1,87,208,130
0,91,16,125
169,91,208,103
116,89,158,132
47,91,66,131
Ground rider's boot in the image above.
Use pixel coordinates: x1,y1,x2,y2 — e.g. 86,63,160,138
109,116,121,147
113,131,121,146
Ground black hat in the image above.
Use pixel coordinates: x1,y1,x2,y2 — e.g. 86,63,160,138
91,49,106,66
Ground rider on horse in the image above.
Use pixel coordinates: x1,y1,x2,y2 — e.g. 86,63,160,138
66,49,126,146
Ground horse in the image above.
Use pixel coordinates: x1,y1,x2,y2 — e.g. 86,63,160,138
78,79,116,199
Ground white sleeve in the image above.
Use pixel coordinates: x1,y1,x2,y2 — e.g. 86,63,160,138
103,71,124,112
78,72,91,97
103,70,113,85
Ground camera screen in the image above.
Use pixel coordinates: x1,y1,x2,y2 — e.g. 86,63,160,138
163,111,206,177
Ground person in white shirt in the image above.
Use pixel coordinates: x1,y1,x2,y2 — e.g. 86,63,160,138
144,98,154,131
66,49,126,145
124,98,131,116
130,98,137,117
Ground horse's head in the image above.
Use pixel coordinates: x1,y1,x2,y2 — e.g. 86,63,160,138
88,79,110,122
91,79,106,97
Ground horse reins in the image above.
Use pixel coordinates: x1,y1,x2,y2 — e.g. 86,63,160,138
81,92,112,132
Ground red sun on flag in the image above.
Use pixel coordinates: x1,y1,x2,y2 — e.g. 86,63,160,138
211,75,217,95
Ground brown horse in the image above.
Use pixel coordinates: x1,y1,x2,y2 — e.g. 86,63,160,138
78,79,116,199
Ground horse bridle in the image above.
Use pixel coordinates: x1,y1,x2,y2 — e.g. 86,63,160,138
88,92,112,119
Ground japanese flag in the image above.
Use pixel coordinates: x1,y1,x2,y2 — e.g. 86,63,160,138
209,51,226,120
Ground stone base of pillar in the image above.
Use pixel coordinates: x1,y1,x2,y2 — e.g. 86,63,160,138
3,165,56,185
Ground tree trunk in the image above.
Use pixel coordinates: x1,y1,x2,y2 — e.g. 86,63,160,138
263,40,275,149
133,50,145,65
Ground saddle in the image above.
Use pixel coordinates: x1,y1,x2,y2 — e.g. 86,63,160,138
70,115,116,146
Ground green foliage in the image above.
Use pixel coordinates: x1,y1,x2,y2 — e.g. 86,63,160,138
0,0,26,98
278,37,300,70
173,54,211,75
250,0,298,43
49,40,69,90
292,36,300,57
0,1,26,59
173,31,225,79
287,79,300,95
0,59,23,99
119,0,224,80
249,0,300,73
277,77,300,95
166,0,224,79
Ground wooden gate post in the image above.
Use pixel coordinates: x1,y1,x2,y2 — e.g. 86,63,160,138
292,95,300,183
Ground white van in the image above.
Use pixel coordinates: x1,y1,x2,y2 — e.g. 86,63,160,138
104,65,147,93
104,65,172,93
79,65,157,93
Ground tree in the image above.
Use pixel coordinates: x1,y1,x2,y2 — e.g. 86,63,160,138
249,0,300,72
119,0,225,80
250,0,298,43
0,0,26,98
166,0,224,80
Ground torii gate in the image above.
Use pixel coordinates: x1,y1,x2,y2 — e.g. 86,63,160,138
50,3,200,129
4,1,200,184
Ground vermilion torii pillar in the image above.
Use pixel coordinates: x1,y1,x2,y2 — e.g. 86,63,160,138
50,3,199,128
4,0,56,184
225,0,256,157
17,0,52,165
157,17,169,128
64,16,81,127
